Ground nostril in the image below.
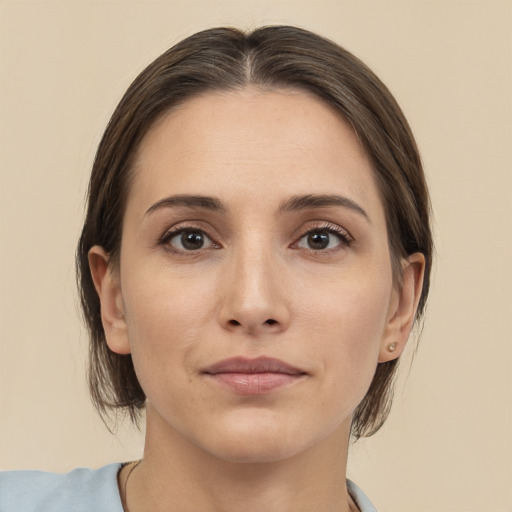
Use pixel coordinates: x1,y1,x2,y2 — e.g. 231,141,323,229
226,318,278,328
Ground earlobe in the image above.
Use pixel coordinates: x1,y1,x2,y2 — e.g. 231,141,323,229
379,253,425,363
88,246,131,355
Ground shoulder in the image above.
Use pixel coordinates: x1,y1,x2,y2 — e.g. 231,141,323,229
0,463,124,512
347,479,379,512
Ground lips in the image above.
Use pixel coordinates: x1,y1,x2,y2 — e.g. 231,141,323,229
202,356,307,395
203,356,305,376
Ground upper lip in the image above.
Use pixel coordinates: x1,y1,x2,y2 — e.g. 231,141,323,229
202,356,306,375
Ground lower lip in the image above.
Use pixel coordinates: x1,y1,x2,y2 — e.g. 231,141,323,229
206,372,304,395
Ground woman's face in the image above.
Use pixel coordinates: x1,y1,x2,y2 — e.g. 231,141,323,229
95,88,411,463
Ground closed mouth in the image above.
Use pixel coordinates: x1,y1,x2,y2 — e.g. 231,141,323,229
201,356,307,395
202,356,306,376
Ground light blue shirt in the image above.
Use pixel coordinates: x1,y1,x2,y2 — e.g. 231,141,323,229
0,463,378,511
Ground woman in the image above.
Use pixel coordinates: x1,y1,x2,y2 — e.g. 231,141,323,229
0,26,432,512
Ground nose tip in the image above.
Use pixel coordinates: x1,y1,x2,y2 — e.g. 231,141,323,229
218,261,290,335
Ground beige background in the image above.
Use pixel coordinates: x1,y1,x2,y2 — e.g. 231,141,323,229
0,1,510,511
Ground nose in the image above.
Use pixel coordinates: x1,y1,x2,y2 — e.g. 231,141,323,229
217,244,290,336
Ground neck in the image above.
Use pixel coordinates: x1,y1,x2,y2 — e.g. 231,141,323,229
122,405,357,512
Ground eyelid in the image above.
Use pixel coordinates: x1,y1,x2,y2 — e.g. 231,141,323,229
297,221,352,239
291,221,353,250
159,222,222,252
157,220,352,253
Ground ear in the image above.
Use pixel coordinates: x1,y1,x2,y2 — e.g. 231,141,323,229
88,246,131,355
379,253,426,363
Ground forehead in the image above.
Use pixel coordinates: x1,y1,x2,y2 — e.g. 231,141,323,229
136,87,366,166
127,88,384,220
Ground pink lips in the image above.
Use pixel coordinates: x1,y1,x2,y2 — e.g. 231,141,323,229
202,356,306,395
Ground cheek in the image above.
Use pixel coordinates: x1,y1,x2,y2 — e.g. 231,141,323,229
123,251,215,329
120,260,218,386
301,266,392,402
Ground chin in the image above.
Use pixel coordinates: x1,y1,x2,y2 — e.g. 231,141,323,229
205,436,301,464
196,413,327,464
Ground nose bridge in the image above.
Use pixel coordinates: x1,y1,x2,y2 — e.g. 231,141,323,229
218,232,289,333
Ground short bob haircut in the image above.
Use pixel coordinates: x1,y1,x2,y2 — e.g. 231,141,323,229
77,25,432,439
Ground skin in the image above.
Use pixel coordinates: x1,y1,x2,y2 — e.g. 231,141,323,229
90,88,425,512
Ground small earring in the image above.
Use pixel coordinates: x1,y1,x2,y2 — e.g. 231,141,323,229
387,342,398,353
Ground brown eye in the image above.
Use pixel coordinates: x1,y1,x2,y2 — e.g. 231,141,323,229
296,228,350,251
181,231,205,250
307,231,330,250
166,229,215,251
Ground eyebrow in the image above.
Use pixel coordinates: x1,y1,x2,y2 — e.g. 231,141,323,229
279,194,370,222
145,194,226,216
144,193,369,222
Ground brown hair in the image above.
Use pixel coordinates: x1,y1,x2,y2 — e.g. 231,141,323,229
77,25,432,438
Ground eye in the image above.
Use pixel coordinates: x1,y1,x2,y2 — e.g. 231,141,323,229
296,228,350,251
163,229,217,252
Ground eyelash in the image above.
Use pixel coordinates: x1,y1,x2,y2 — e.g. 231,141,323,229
159,222,352,254
292,222,353,253
159,224,220,254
